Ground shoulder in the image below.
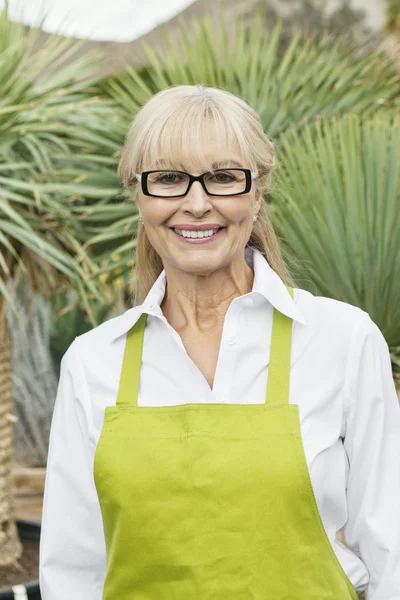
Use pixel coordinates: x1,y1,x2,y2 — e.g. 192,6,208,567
291,287,383,374
60,307,140,370
290,289,393,414
293,285,391,375
293,286,369,336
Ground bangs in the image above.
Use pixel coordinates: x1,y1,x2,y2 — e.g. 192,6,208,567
119,85,275,193
139,101,257,175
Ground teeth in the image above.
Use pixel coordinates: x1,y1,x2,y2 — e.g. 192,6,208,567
174,228,219,238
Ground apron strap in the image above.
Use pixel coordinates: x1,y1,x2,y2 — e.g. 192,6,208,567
265,285,294,406
116,286,294,408
116,312,147,407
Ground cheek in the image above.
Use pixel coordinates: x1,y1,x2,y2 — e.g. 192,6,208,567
142,200,178,224
223,204,253,225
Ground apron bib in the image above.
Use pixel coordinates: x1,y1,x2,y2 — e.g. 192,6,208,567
94,287,359,599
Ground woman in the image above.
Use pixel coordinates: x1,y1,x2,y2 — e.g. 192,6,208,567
39,85,400,599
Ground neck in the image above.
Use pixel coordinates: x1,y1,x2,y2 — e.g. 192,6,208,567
160,252,254,334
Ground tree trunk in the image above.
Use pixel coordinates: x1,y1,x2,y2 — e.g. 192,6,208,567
0,302,22,566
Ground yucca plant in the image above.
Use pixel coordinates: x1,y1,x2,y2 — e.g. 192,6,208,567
270,111,400,367
99,15,400,138
0,7,122,568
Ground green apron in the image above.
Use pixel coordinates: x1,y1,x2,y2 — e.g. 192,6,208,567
93,286,359,599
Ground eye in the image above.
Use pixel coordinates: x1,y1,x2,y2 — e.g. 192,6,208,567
210,171,236,183
157,173,183,184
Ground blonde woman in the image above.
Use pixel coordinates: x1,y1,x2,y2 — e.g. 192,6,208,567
39,85,400,599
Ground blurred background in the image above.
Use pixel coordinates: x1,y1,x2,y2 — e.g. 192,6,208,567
0,0,399,595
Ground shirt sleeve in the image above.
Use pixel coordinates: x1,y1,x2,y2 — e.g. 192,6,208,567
39,339,107,599
342,311,400,599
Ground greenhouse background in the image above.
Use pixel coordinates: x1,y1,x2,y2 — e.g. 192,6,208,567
0,0,399,597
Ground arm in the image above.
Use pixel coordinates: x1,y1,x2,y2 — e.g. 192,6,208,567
342,312,400,599
39,339,106,599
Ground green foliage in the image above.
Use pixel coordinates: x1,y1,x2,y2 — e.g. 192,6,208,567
99,16,399,139
271,111,400,348
0,8,123,320
252,0,371,44
386,0,400,32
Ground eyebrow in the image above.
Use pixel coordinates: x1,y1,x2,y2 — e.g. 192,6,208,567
210,160,242,168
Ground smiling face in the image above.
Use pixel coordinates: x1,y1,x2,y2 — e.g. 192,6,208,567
135,146,261,277
118,86,276,303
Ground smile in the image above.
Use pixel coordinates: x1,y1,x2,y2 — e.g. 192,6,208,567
172,227,224,243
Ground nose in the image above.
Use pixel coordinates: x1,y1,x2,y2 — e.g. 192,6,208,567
181,180,212,215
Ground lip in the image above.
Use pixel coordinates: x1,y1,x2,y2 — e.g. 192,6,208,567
169,224,225,231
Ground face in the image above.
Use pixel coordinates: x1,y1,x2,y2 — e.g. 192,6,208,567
135,150,261,277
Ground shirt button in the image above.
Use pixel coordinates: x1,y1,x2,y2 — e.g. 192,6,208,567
227,336,236,345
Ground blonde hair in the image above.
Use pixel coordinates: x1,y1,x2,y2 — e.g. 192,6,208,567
118,84,297,304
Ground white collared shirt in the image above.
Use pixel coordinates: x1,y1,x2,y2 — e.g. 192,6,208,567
39,246,400,600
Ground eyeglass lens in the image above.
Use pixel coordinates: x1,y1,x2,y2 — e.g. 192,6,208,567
146,169,247,196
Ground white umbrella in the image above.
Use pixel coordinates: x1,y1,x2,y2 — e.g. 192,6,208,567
0,0,197,41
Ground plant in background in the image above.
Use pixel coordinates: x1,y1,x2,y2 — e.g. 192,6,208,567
98,16,399,140
270,111,400,375
386,0,400,34
6,282,118,471
252,0,372,47
7,284,58,468
0,6,120,568
4,265,121,471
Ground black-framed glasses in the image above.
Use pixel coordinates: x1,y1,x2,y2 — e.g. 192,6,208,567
135,168,258,198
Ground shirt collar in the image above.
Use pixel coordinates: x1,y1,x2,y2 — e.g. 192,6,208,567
109,246,306,341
